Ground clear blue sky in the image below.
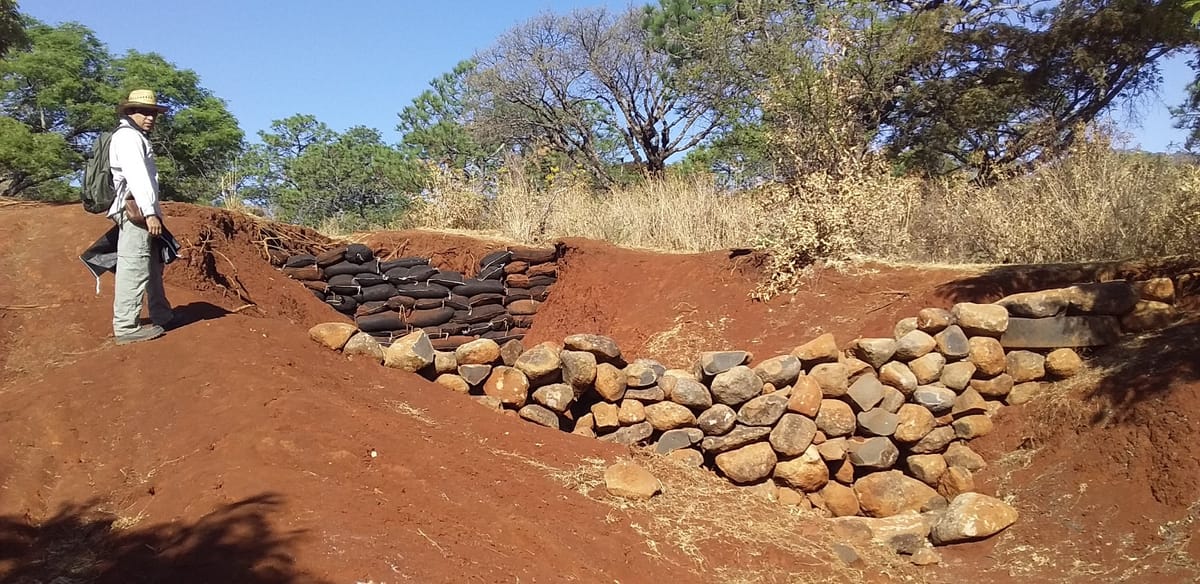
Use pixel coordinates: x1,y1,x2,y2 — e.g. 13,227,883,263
20,0,1198,152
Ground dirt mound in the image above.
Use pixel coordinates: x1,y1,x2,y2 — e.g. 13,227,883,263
1,202,1198,583
523,239,986,367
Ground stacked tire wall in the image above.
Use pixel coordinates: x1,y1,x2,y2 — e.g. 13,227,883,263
283,243,559,350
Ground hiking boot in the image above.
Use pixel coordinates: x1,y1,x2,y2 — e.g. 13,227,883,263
115,324,165,346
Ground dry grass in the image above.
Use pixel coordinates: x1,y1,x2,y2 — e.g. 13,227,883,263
402,165,761,253
374,128,1199,300
642,303,732,367
495,447,920,583
385,399,436,425
912,134,1200,265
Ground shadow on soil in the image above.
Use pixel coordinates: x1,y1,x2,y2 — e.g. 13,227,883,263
1078,315,1200,424
170,301,231,328
0,493,329,584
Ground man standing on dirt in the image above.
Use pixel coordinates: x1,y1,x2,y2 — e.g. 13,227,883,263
107,89,174,345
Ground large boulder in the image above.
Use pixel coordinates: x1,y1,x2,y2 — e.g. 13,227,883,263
700,351,751,376
604,462,661,501
853,470,946,518
714,442,778,484
1006,350,1046,383
434,373,470,394
563,334,622,361
701,425,771,454
912,385,957,415
697,404,737,436
598,422,654,446
894,403,935,443
995,289,1071,318
532,384,575,413
754,355,803,387
894,330,937,361
514,343,562,383
907,454,948,486
664,376,713,410
654,428,704,454
456,338,501,365
930,493,1019,545
967,336,1007,378
917,308,954,333
519,404,560,428
951,303,1009,337
594,362,628,402
383,330,435,372
644,402,697,431
791,333,839,365
815,399,856,437
809,363,850,398
625,359,663,388
878,362,918,395
934,325,970,359
773,446,829,492
847,375,886,411
737,393,789,426
343,332,384,362
847,436,900,470
618,399,646,424
770,413,818,457
560,349,598,388
309,322,358,351
856,409,899,437
1044,348,1083,378
710,366,763,406
831,512,936,555
483,366,530,407
787,376,823,416
1066,282,1139,315
849,338,897,370
909,353,946,385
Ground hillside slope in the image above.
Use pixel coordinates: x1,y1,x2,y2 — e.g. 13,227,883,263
1,202,1197,583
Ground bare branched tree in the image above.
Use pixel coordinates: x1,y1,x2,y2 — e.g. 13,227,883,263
471,7,723,184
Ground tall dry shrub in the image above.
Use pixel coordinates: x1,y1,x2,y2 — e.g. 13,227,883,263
402,166,491,231
911,133,1200,264
750,156,921,299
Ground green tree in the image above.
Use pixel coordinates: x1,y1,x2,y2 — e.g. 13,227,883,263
646,0,1198,180
397,59,498,178
0,17,244,201
470,6,724,185
242,115,421,227
0,0,28,57
237,114,335,209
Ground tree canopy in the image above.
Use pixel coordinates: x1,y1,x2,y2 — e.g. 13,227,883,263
239,114,422,227
0,14,244,201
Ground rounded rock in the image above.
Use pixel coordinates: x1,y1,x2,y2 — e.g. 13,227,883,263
710,366,763,407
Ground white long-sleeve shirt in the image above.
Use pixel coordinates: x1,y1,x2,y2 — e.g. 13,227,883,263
106,118,161,219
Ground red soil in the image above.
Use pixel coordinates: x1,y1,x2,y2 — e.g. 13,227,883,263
1,202,1197,583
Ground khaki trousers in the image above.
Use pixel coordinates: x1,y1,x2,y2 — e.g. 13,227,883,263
113,213,172,336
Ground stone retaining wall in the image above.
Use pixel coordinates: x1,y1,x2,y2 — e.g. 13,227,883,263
305,272,1184,552
283,243,560,350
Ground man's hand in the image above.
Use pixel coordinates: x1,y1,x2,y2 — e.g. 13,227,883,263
146,215,163,237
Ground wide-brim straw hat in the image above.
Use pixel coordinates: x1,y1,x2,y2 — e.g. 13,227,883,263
118,89,169,113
